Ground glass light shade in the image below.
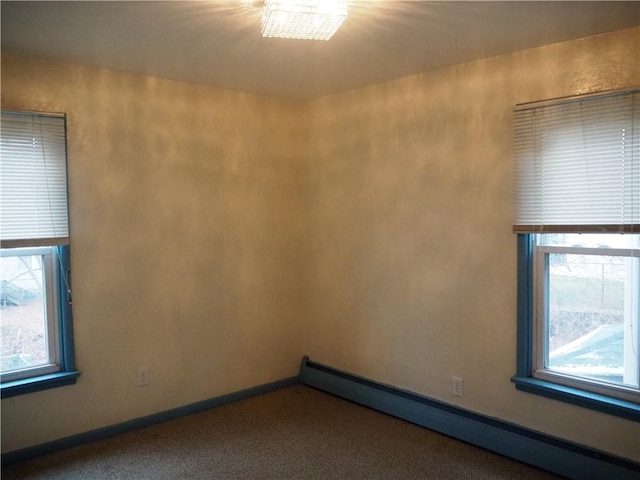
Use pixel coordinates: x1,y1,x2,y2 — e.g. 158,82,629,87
262,0,348,41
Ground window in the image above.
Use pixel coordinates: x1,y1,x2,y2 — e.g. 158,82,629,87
0,111,78,398
511,89,640,420
534,233,639,401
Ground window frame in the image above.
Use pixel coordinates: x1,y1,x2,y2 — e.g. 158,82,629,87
534,237,639,402
512,234,640,422
0,245,79,398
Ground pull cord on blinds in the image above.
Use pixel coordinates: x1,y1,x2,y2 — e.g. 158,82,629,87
513,88,639,234
0,111,70,249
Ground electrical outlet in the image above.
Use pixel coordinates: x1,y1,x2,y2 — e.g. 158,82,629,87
452,377,463,397
137,367,150,387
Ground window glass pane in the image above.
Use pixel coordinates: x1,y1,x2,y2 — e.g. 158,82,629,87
0,254,50,374
547,251,639,388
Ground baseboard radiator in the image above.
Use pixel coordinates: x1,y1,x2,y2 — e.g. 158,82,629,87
299,356,640,480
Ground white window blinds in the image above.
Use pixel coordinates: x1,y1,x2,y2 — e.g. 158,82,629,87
1,111,69,248
513,89,639,233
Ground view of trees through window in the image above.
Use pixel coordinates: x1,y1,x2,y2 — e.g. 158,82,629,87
0,254,49,375
541,234,639,388
549,254,626,347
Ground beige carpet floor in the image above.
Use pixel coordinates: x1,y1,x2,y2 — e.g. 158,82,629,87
2,385,565,479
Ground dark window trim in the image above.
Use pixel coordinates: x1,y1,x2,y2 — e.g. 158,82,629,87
1,245,79,398
1,371,80,399
511,234,640,422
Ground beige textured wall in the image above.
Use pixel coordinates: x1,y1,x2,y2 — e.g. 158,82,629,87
302,26,640,461
1,55,306,453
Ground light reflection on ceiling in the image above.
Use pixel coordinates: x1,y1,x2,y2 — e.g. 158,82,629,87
1,1,638,100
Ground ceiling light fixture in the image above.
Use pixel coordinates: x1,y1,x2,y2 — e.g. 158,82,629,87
261,0,348,41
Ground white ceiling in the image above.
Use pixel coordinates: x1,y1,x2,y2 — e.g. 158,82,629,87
2,1,639,100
